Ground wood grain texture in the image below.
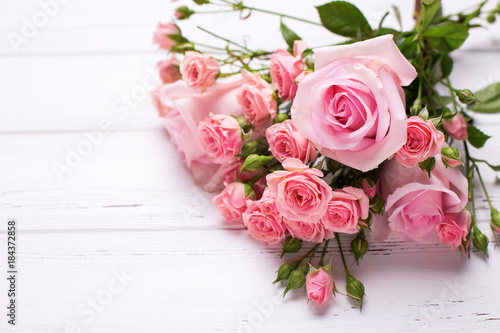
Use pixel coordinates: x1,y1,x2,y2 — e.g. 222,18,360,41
1,0,500,332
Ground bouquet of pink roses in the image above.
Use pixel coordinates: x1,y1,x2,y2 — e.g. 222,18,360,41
152,0,500,308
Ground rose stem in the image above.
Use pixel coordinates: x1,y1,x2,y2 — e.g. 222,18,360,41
197,26,254,53
319,239,330,266
334,233,350,276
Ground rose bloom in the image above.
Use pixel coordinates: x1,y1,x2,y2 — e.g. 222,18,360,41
267,158,333,223
283,219,333,243
291,34,417,172
306,268,334,306
436,210,471,250
237,70,277,128
180,51,220,93
270,40,307,101
372,156,468,243
443,114,468,140
213,182,252,222
396,116,444,168
242,197,287,245
157,75,243,192
266,120,318,164
157,55,182,84
198,114,242,164
153,22,180,51
321,187,369,234
220,159,262,184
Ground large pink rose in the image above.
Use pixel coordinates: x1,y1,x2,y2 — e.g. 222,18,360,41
436,210,471,250
266,120,318,164
180,51,220,93
372,156,468,243
153,22,180,51
270,40,307,101
198,114,242,163
158,75,243,192
291,35,417,172
306,268,334,306
396,116,444,168
157,54,182,84
320,187,369,234
213,182,252,222
443,114,468,140
283,219,333,243
242,197,287,245
237,70,277,128
266,158,333,223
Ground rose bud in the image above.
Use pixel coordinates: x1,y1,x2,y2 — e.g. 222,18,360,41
396,116,444,168
456,89,476,104
283,265,308,296
174,6,195,20
281,236,302,257
266,120,318,164
213,182,254,222
436,210,471,250
472,228,489,257
306,265,335,305
443,114,468,140
180,51,219,93
491,208,500,234
157,55,182,84
153,22,181,51
198,114,242,163
346,275,365,309
274,260,300,283
441,147,463,168
270,40,307,101
351,232,369,264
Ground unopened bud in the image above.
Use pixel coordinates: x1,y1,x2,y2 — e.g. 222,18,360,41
487,14,496,23
441,147,462,168
491,209,500,233
174,6,195,20
281,236,302,257
346,275,365,310
283,268,306,296
351,233,369,264
239,154,273,172
193,0,210,4
274,113,289,123
456,89,477,104
472,229,489,257
239,141,259,157
274,260,299,283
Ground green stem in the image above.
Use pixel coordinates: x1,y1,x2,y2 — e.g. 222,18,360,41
299,243,321,264
473,162,494,210
198,26,253,52
334,233,350,275
464,141,479,230
319,239,330,266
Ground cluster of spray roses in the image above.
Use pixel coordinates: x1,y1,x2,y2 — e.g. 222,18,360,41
152,0,500,308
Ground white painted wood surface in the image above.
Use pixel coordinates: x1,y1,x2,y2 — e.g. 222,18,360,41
1,0,500,332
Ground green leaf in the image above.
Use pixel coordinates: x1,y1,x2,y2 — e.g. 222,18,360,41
468,83,500,113
419,157,436,178
316,1,373,40
424,23,469,53
419,0,442,32
391,5,402,31
467,125,490,148
280,21,301,50
440,54,453,78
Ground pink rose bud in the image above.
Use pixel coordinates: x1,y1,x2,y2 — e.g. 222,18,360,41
306,267,334,306
443,114,468,140
436,210,471,250
242,197,287,245
441,146,463,168
320,187,369,234
180,51,220,93
198,114,242,163
157,55,182,84
266,120,317,164
491,209,500,234
220,159,261,184
291,35,417,172
213,182,253,222
266,158,333,223
237,70,277,128
362,179,376,198
396,116,444,168
153,22,180,51
270,40,307,101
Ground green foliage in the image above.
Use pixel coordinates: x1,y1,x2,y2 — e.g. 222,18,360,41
316,1,373,39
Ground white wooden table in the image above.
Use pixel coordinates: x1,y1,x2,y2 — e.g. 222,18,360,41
1,0,500,332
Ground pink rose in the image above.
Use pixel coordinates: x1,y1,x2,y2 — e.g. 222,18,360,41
270,40,307,101
198,114,242,164
396,116,444,168
291,35,417,172
158,75,243,192
443,114,468,140
242,197,287,245
436,210,471,250
321,187,369,234
180,51,220,93
373,156,468,242
153,22,180,51
283,219,333,243
237,70,277,128
157,55,182,84
220,159,261,184
266,120,318,164
267,158,333,223
306,268,334,305
213,182,252,222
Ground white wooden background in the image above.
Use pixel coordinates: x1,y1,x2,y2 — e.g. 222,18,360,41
1,0,500,332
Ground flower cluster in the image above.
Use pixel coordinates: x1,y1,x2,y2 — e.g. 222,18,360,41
152,0,500,309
